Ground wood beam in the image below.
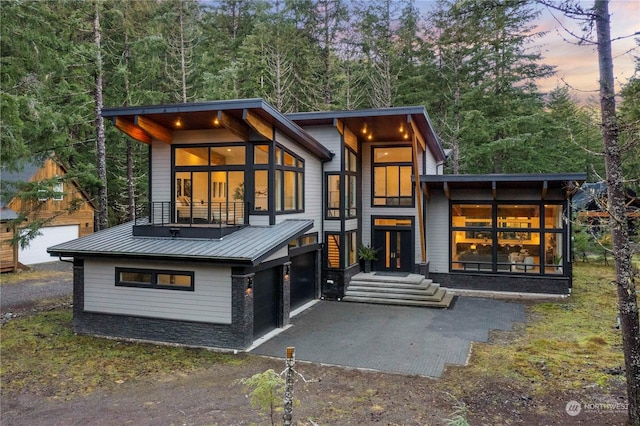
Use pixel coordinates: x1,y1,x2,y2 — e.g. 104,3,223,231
114,117,151,144
219,111,250,140
135,115,172,144
243,110,273,140
334,118,344,135
492,181,497,200
443,181,450,200
541,180,548,200
408,116,426,151
412,134,426,263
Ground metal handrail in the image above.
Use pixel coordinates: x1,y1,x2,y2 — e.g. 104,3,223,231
138,201,248,227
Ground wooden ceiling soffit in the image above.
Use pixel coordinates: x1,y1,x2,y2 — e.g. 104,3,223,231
344,125,358,153
114,117,151,144
443,181,450,200
541,180,548,200
334,118,344,135
135,115,172,144
219,111,250,140
422,182,431,201
243,110,273,140
492,181,497,200
407,116,426,151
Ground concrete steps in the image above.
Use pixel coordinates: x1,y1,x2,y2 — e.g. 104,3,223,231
343,273,454,309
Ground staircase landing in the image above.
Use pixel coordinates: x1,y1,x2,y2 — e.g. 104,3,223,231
343,273,454,308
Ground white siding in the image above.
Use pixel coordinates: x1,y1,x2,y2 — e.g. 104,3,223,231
302,126,342,172
345,218,358,232
262,246,288,263
324,221,341,233
151,139,171,205
426,193,450,273
424,150,438,175
84,258,232,324
249,215,270,226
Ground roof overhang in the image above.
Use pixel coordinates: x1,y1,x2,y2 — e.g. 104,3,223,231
102,99,333,161
421,173,587,200
286,106,446,162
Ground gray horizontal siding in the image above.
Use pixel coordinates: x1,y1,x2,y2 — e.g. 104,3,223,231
84,259,232,324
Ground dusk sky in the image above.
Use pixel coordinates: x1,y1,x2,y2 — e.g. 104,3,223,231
417,0,639,104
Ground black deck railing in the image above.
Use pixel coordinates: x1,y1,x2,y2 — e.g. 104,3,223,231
137,201,248,228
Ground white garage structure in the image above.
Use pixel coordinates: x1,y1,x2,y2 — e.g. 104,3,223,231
19,225,79,265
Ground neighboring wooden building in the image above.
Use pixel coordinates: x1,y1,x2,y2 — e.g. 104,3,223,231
0,157,95,270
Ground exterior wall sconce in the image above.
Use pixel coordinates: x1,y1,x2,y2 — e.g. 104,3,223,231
245,276,253,295
284,264,290,280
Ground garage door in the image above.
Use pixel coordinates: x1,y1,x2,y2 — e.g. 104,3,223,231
253,268,280,338
290,252,316,309
19,225,79,265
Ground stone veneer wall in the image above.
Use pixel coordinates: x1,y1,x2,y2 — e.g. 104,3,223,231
72,259,255,350
430,272,571,294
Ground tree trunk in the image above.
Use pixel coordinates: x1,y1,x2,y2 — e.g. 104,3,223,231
179,4,187,103
594,1,640,423
94,1,108,231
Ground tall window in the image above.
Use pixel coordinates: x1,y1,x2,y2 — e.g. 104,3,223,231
372,147,413,206
326,174,340,218
347,231,357,266
450,203,565,275
327,234,340,268
276,146,304,212
345,148,357,217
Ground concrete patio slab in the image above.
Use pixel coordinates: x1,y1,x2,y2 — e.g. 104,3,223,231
250,297,525,377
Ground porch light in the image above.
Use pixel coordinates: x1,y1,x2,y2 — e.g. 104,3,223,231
246,276,253,295
399,124,404,133
175,118,182,128
213,117,220,126
367,133,373,140
361,125,368,134
404,132,409,140
284,264,290,280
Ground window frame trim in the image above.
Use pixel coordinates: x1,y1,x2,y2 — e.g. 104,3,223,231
370,145,415,208
115,267,195,291
448,200,568,275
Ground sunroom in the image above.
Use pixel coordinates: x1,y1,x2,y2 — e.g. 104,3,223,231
422,173,587,295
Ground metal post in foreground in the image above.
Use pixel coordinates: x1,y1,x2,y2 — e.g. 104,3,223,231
283,346,295,426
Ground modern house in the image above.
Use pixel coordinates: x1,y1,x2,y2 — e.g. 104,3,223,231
1,157,95,272
48,99,585,350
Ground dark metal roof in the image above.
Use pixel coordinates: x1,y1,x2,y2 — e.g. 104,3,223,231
0,207,18,221
102,99,333,161
286,106,446,163
421,173,587,196
422,173,587,185
48,219,313,266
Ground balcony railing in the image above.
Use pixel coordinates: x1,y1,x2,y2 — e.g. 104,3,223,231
137,201,248,228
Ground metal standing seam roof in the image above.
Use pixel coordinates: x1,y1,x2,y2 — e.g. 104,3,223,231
47,219,314,265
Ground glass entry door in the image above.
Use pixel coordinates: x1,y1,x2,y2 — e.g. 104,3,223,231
373,219,413,273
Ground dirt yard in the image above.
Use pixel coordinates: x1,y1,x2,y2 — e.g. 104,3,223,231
0,264,630,425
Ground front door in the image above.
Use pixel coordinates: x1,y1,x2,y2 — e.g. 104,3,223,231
373,228,413,272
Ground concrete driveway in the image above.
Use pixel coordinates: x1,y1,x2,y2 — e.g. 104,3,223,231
251,297,525,377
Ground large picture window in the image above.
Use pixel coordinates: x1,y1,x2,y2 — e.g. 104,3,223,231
451,203,565,275
116,267,194,291
372,147,413,206
173,144,246,224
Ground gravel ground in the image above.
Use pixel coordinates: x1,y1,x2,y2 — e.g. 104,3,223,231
0,261,73,316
